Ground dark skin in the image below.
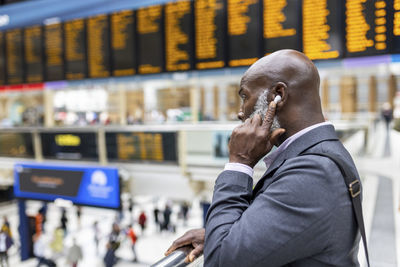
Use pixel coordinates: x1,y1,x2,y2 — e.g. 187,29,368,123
165,49,325,262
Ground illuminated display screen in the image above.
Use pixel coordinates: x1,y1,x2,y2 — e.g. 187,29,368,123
41,132,98,161
263,0,301,54
195,0,226,70
137,5,164,74
0,133,34,158
14,163,120,209
303,0,344,60
3,1,400,87
6,29,24,84
64,19,87,80
111,10,136,76
87,14,111,78
106,132,177,163
227,0,261,67
165,0,194,72
345,0,389,57
0,32,5,85
24,26,44,83
393,0,400,52
44,22,64,81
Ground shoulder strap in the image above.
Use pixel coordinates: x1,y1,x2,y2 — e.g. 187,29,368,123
301,152,370,267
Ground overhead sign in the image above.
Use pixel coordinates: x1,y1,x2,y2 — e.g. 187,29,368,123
14,163,120,209
106,131,178,163
0,133,34,158
137,5,164,74
111,10,136,76
64,18,87,80
40,132,98,161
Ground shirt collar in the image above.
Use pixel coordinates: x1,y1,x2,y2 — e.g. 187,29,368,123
263,121,333,169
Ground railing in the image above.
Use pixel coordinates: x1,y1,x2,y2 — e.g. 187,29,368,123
151,247,204,267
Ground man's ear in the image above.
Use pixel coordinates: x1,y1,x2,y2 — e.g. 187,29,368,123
271,82,287,106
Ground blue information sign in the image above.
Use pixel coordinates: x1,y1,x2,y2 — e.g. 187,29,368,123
14,163,120,209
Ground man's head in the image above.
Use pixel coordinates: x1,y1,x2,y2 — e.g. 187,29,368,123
237,49,324,141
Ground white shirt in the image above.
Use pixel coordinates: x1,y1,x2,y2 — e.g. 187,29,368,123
224,122,333,178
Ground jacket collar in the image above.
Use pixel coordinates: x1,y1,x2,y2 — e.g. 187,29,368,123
262,124,339,178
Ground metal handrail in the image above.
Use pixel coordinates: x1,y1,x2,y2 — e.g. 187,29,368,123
151,246,204,267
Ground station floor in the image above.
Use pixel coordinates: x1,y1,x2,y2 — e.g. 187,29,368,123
0,121,399,267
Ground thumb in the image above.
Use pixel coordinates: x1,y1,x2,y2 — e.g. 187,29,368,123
269,128,285,146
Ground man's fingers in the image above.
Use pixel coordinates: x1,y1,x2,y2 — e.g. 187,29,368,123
165,235,191,256
261,101,277,129
244,117,252,125
252,114,262,126
186,245,204,262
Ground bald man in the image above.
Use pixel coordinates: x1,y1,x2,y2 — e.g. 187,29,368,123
166,50,361,266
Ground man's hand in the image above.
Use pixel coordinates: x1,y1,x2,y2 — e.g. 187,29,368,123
165,228,205,263
229,102,285,168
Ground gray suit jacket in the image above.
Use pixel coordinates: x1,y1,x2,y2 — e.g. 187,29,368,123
204,125,361,266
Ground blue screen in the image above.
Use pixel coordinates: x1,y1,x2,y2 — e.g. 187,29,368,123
14,163,120,209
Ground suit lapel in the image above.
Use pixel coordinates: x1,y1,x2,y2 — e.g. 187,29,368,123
252,125,339,198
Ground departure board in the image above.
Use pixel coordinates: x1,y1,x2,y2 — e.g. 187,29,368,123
44,22,64,81
303,0,344,60
195,0,226,70
24,26,44,83
263,0,301,54
111,10,136,76
393,0,400,52
227,0,261,67
137,5,164,74
0,32,5,85
106,132,178,163
345,0,389,57
0,133,34,158
64,19,87,80
165,1,194,72
87,14,111,78
6,29,24,84
41,132,98,161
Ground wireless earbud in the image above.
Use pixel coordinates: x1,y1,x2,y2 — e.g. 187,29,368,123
274,95,282,104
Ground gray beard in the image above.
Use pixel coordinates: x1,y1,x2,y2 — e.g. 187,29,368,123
250,90,281,132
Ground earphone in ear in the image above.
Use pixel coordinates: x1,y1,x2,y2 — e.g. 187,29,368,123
274,95,282,104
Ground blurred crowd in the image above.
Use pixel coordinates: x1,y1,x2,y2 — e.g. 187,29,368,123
1,197,192,267
0,215,13,267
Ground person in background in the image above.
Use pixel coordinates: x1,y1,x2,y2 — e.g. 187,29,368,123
162,205,172,232
0,228,13,267
35,211,43,238
75,206,82,227
180,202,189,226
138,211,147,234
60,209,68,235
33,235,56,267
126,225,138,262
66,238,82,267
1,216,11,239
382,102,393,130
103,223,121,267
153,207,160,232
128,198,134,224
50,226,64,256
93,221,100,255
38,203,48,232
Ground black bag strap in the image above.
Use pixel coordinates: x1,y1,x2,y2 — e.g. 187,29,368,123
301,152,370,267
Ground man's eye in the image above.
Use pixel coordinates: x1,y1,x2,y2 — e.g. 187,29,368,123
240,94,246,100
